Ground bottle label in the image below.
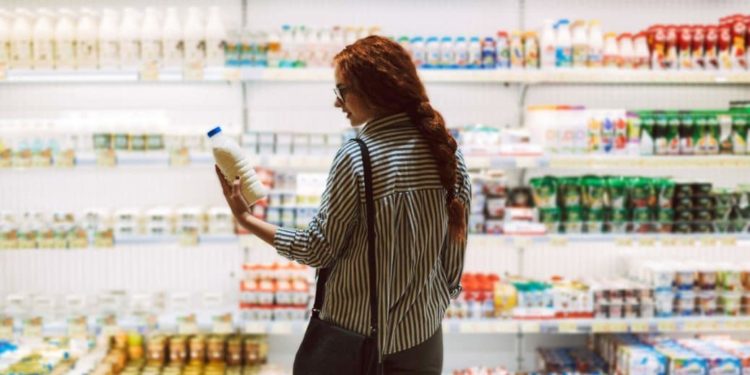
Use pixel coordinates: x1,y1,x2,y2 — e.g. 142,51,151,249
441,49,455,67
77,41,98,67
54,40,75,67
11,41,31,66
100,41,119,66
141,40,161,63
184,40,205,65
163,39,183,65
573,45,588,67
120,40,140,65
206,40,224,65
555,47,572,67
34,40,54,67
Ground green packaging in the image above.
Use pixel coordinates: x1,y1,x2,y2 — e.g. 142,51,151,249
655,178,675,209
731,113,748,155
666,112,681,155
582,175,607,210
559,177,582,208
606,177,628,210
530,177,558,209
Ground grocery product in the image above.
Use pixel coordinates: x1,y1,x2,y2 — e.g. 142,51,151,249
208,126,267,206
240,262,311,321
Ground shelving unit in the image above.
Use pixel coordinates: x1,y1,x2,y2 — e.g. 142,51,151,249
2,0,750,372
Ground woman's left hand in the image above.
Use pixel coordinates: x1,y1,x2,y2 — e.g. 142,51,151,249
215,165,251,220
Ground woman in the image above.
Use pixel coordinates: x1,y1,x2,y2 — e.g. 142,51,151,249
217,35,471,374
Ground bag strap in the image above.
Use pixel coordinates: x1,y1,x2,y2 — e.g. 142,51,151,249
311,138,378,337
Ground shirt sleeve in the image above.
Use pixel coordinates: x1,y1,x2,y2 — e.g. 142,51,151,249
441,150,471,299
273,142,360,268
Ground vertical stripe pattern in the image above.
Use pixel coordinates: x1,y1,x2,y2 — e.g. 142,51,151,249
274,113,471,356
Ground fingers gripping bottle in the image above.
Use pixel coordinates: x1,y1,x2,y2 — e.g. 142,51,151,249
208,126,267,205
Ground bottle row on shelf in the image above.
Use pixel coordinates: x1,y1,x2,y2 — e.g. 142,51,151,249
469,170,750,236
526,101,750,156
0,206,237,250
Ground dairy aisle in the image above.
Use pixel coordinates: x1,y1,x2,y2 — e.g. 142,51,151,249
1,0,750,374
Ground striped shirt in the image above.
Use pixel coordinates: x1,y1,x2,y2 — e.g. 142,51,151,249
274,112,471,356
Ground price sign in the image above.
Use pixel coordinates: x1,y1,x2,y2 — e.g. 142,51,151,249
549,236,568,247
140,62,160,81
615,238,633,247
212,313,233,334
459,322,479,334
177,314,199,335
184,64,205,81
638,238,656,247
520,322,540,333
558,322,578,333
719,236,737,247
700,236,717,247
179,230,199,247
630,321,649,333
223,68,242,82
270,322,293,335
0,316,13,340
245,321,266,334
96,150,116,167
657,321,677,332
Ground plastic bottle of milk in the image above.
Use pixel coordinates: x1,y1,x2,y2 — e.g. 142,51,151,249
162,7,183,68
32,8,55,69
119,8,140,68
183,7,205,68
140,7,162,66
571,20,588,68
426,36,440,68
468,36,481,68
205,6,226,67
440,36,455,68
587,20,604,68
208,126,267,206
98,9,119,69
54,9,76,69
0,9,9,67
540,19,556,69
555,19,572,68
10,8,33,69
291,25,307,67
410,36,425,67
77,8,98,69
454,36,469,68
603,32,619,68
279,24,293,67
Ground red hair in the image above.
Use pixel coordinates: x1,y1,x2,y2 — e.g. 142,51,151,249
334,35,467,242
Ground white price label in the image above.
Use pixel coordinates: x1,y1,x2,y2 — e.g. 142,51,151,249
177,314,199,335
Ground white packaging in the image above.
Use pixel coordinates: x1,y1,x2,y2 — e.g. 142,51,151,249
10,8,33,69
205,6,226,67
140,7,161,65
587,20,604,68
571,20,588,68
440,36,454,68
603,32,619,68
208,126,267,206
540,19,556,69
426,36,440,67
468,36,481,68
118,8,140,67
32,8,55,69
555,19,572,68
183,7,205,67
618,34,634,69
76,8,98,69
162,7,183,68
410,36,426,67
98,9,119,68
0,9,10,67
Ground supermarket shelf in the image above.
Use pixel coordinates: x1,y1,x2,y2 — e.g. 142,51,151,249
239,317,750,336
3,67,749,85
479,154,750,170
471,233,750,248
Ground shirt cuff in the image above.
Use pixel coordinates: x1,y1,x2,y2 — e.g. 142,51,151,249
273,227,298,259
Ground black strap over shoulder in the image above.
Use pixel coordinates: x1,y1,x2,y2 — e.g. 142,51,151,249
311,138,378,337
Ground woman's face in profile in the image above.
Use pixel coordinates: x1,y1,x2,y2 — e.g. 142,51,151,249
334,66,377,127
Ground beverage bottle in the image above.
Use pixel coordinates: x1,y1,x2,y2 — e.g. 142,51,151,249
208,126,267,206
524,31,539,69
162,7,183,68
495,31,509,68
266,29,281,68
0,9,9,68
651,25,667,69
410,36,425,67
440,36,455,68
665,25,678,70
705,25,719,70
205,6,226,67
571,20,587,68
633,32,650,70
77,8,99,69
454,36,468,68
307,28,324,68
555,19,572,68
540,19,556,69
291,25,306,67
140,7,162,67
119,8,140,68
478,36,492,69
10,8,33,69
98,8,120,69
32,8,55,69
509,30,524,68
603,32,619,68
426,36,440,68
677,25,692,70
617,33,634,69
183,7,205,68
587,20,603,68
718,24,732,70
316,28,332,67
691,26,706,70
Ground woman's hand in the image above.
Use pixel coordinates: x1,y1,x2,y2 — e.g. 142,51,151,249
215,165,251,220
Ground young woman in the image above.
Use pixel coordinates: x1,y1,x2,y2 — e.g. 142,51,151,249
217,35,471,374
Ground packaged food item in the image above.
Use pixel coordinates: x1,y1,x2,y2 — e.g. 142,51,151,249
679,111,695,155
678,25,693,69
510,30,524,68
692,25,706,69
639,113,655,155
559,177,582,208
719,24,733,70
665,25,679,69
602,32,618,68
705,25,720,70
523,31,539,69
495,32,510,68
732,112,748,154
697,291,718,316
730,15,747,70
530,177,558,209
666,113,681,155
617,33,634,69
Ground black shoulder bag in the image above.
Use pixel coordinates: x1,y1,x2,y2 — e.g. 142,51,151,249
293,138,379,375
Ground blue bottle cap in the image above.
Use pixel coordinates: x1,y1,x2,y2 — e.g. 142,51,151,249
207,126,222,138
441,36,452,41
456,36,467,42
471,36,481,42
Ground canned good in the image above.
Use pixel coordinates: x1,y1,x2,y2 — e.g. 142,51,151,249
692,195,715,209
692,182,713,196
673,221,692,234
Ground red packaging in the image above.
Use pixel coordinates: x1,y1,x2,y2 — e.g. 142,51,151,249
633,31,649,69
617,33,633,68
719,24,733,69
678,25,693,69
692,25,706,69
651,25,667,69
665,25,679,69
730,15,747,69
706,25,720,69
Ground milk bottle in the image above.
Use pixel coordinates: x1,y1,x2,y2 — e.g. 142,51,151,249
10,8,33,69
119,8,140,68
205,6,226,67
555,19,572,68
540,19,556,69
76,8,98,69
98,9,119,69
208,126,267,206
32,8,55,69
140,7,162,66
162,7,183,68
183,7,205,68
54,9,76,69
0,9,9,68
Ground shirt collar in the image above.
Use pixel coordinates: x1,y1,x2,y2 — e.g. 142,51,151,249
361,112,411,136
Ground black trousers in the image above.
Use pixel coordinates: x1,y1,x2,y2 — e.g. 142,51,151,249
381,327,443,375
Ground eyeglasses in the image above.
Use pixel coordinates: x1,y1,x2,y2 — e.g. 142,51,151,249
333,85,349,102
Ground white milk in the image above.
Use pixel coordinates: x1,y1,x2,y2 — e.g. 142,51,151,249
208,126,267,206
